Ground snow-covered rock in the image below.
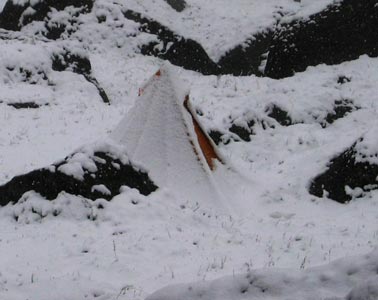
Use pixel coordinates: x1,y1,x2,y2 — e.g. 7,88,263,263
266,0,378,78
310,126,378,203
0,0,93,35
0,140,157,205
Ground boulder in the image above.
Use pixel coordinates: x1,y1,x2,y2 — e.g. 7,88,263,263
309,139,378,204
154,38,220,76
164,0,186,12
217,31,273,76
265,0,378,79
124,10,220,75
0,0,93,36
52,50,110,104
0,148,158,206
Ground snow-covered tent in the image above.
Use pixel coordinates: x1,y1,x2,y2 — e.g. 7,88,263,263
111,67,225,208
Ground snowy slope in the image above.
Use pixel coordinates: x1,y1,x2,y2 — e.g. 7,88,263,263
0,0,377,300
121,0,336,62
1,57,378,300
148,250,378,300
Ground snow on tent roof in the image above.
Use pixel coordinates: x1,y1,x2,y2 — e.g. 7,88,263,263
111,66,226,208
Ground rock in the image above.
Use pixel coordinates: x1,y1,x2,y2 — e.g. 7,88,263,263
209,119,259,144
52,51,91,75
0,0,93,36
5,65,50,85
164,0,186,12
337,75,351,85
217,30,273,76
123,10,176,41
265,0,378,79
124,10,275,76
0,1,25,31
322,99,358,128
156,38,220,76
309,139,378,204
7,102,47,109
266,104,293,126
124,10,220,75
0,150,158,206
208,130,225,145
52,50,110,104
229,123,252,142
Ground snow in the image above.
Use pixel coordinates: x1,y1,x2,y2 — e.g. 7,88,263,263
148,249,378,300
189,56,378,187
57,140,130,181
111,65,226,212
119,0,336,62
0,0,7,11
91,184,111,196
0,1,377,300
354,127,378,165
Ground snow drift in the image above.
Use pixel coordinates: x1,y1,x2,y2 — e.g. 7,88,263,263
147,249,378,300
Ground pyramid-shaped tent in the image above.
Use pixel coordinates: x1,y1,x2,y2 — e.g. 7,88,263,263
111,67,224,206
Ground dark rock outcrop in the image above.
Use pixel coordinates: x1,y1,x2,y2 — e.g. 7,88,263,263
164,0,186,12
124,10,220,75
309,140,378,204
5,65,51,85
229,123,253,142
124,10,274,76
0,151,158,206
265,0,378,79
217,31,273,76
52,50,91,74
321,99,358,128
52,50,110,104
208,130,226,145
125,0,378,77
337,75,351,85
266,105,293,126
0,0,93,37
7,102,47,109
153,38,221,76
0,1,25,31
208,119,264,145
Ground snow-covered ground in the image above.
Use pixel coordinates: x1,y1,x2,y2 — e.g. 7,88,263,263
0,0,377,299
121,0,336,62
148,250,378,300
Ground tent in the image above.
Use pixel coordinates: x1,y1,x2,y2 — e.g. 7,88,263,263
111,66,226,208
